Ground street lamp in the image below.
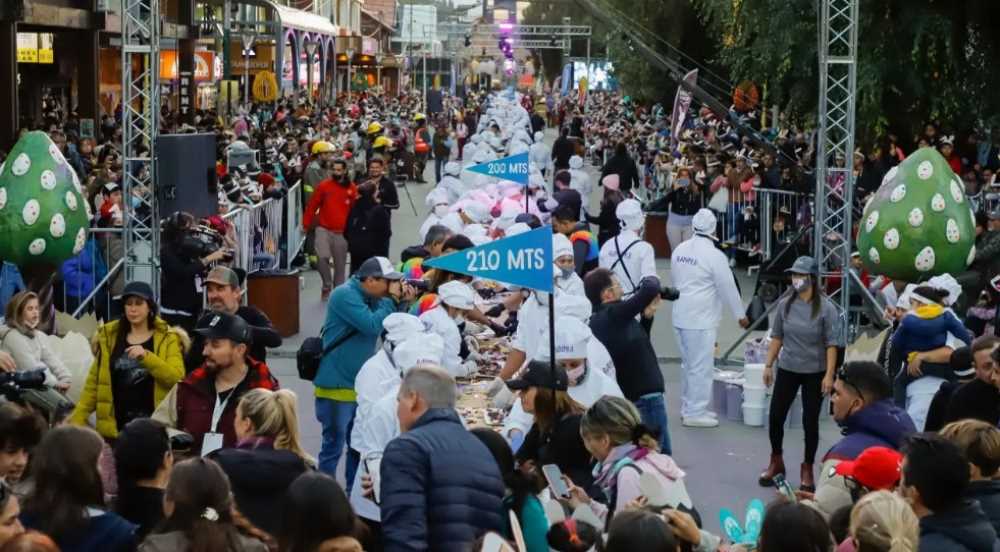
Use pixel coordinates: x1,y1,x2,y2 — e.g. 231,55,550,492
304,40,319,104
375,54,383,90
241,31,257,108
346,47,355,103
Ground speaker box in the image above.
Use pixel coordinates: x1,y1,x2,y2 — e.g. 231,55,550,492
156,133,218,219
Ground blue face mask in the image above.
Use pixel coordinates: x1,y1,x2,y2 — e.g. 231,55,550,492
131,196,141,209
676,178,690,187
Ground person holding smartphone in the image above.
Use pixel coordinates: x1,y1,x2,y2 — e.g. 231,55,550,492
759,256,840,493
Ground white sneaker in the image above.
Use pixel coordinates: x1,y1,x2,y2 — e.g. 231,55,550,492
706,411,718,419
682,415,720,428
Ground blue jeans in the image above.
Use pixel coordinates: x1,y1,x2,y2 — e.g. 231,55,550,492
315,397,359,491
633,393,672,455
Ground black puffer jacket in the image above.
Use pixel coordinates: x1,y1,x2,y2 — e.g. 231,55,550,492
210,439,309,535
919,499,1000,552
968,480,1000,537
380,408,505,552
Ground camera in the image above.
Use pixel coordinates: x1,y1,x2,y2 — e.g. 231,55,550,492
660,286,681,301
405,279,429,292
0,370,47,402
179,224,233,262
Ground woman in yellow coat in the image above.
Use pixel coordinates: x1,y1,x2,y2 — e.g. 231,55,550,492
70,281,188,439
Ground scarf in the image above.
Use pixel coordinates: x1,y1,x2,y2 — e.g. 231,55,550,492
593,443,649,495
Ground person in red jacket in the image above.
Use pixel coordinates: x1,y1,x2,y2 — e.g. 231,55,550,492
152,311,279,456
303,159,358,300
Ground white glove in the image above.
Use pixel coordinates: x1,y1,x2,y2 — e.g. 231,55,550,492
485,376,506,397
491,385,515,409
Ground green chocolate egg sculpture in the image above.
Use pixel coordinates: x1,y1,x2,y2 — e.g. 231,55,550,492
0,131,90,267
856,147,975,282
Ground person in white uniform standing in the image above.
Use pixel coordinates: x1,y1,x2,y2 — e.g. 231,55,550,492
598,198,659,332
670,208,749,427
529,131,552,177
419,280,477,377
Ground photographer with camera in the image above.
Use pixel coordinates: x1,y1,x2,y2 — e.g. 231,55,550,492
70,281,187,439
159,212,232,333
585,268,674,455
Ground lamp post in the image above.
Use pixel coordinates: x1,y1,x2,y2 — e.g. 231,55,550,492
241,31,257,108
346,48,355,103
375,54,383,90
304,40,319,104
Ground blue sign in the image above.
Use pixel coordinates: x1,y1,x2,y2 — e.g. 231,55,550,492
423,225,554,292
465,152,530,185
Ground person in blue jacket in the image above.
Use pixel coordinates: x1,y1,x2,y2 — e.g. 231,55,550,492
314,256,416,491
379,366,505,552
0,262,25,323
59,239,108,315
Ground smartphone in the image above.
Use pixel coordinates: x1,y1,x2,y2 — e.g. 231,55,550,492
772,473,797,503
363,453,383,504
542,464,570,498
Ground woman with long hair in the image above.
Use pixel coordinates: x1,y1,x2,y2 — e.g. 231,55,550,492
277,472,363,552
567,395,693,528
848,491,918,552
507,362,592,488
113,418,173,538
584,173,624,246
647,167,704,252
471,428,547,552
758,500,833,552
21,426,137,551
0,291,72,392
759,256,840,492
70,281,187,439
141,457,270,552
209,389,312,534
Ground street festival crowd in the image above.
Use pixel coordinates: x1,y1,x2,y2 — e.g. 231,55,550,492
0,84,998,552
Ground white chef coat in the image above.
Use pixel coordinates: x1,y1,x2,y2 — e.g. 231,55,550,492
419,213,445,242
438,211,467,236
511,293,546,357
349,348,399,456
555,272,586,298
670,234,744,330
438,175,466,204
349,385,401,522
569,168,593,204
502,364,624,438
419,307,464,377
530,142,553,173
598,230,657,297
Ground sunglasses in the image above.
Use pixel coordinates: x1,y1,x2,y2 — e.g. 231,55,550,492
836,366,866,402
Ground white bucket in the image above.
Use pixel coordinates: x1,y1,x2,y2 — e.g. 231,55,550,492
743,384,768,406
744,363,765,387
743,404,766,427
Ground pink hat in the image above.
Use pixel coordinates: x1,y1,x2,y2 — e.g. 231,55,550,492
602,174,620,191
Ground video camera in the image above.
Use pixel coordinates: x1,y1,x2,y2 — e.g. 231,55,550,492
179,224,234,262
660,286,681,301
0,370,47,402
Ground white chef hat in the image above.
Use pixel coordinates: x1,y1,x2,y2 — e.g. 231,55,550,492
692,208,718,237
569,155,584,169
897,283,918,309
425,187,449,207
383,313,426,344
393,333,445,373
494,204,520,231
444,161,461,176
506,222,532,236
556,294,593,322
553,233,574,260
554,317,591,360
616,199,645,232
534,131,544,142
462,202,491,224
438,280,475,310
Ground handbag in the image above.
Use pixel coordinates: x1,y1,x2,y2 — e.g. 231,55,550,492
708,185,729,212
296,328,358,381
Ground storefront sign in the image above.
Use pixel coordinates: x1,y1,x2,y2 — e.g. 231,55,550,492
160,51,215,81
179,71,194,115
231,44,275,75
17,33,53,64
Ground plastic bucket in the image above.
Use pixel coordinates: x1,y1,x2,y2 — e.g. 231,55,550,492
743,384,767,406
725,384,743,421
744,363,765,387
713,379,728,418
743,404,766,426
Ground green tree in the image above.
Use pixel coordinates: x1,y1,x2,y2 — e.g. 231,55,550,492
692,0,1000,142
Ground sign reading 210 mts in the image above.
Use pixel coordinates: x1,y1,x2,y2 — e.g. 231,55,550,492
422,225,554,292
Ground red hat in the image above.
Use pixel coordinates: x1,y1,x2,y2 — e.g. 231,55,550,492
834,447,903,490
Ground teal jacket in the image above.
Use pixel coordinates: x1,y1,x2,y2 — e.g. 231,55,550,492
315,278,397,391
504,494,549,552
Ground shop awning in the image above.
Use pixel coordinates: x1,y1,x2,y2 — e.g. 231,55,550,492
248,0,339,37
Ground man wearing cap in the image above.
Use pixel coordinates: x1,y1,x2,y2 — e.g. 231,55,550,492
420,281,477,378
303,158,359,300
183,266,282,372
315,256,417,488
803,446,904,519
153,311,279,456
670,208,748,428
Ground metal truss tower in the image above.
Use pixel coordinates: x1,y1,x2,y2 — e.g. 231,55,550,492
815,0,859,323
121,0,161,291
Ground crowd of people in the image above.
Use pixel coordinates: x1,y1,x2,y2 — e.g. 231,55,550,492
0,76,999,552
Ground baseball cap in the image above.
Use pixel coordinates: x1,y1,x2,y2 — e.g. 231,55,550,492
205,266,240,288
506,361,569,391
355,257,403,280
834,446,903,490
121,281,155,304
194,311,252,344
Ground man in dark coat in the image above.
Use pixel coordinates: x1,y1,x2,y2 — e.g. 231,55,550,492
824,361,916,461
600,142,641,193
379,367,505,552
552,126,575,171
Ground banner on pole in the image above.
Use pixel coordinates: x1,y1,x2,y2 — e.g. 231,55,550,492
423,225,553,292
465,152,530,185
670,69,698,146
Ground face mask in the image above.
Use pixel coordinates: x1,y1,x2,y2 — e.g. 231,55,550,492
560,267,574,279
791,277,808,291
434,204,449,217
131,196,141,209
676,177,690,187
